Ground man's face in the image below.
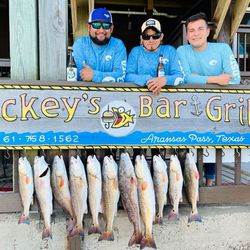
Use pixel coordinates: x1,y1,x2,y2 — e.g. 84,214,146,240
186,19,210,51
88,21,113,45
141,28,163,52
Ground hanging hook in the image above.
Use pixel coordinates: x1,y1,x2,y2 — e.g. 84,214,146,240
41,149,46,157
222,149,225,157
235,148,240,157
190,149,195,157
203,148,209,157
4,150,10,160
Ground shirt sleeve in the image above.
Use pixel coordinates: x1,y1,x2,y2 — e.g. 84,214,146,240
92,40,127,83
221,44,241,84
125,48,153,86
177,46,208,84
72,38,86,81
166,47,184,85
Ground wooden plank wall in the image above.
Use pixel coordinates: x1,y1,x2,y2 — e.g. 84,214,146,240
38,0,68,81
9,0,38,80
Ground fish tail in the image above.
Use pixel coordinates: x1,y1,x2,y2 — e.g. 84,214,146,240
167,210,180,221
128,230,143,246
66,217,76,232
42,226,52,239
18,213,30,225
98,230,114,241
188,211,202,223
69,225,84,238
140,235,157,249
88,224,102,235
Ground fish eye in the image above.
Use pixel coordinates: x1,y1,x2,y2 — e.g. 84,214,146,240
118,107,125,113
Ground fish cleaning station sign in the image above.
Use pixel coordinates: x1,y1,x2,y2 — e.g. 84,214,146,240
0,81,250,148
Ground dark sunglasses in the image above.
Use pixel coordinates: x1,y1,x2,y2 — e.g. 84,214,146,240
142,33,161,40
91,22,112,30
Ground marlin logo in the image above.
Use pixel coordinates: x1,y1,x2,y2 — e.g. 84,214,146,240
209,59,218,66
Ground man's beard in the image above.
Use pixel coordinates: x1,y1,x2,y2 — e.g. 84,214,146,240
90,35,111,45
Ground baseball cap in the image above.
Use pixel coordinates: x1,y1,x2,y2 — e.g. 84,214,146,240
141,18,161,33
88,8,113,23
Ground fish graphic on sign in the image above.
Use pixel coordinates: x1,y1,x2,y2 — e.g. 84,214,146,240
102,106,135,129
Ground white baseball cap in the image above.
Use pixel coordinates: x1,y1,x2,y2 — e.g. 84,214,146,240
141,18,161,33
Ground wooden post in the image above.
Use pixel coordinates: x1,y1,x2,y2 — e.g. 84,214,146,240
68,149,82,250
197,149,204,186
9,0,38,80
71,0,90,40
234,148,241,185
215,149,222,186
38,0,68,81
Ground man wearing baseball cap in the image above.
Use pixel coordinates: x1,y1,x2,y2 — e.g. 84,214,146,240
73,8,126,83
126,18,184,95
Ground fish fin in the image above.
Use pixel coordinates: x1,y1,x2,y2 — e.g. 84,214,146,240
140,235,157,249
70,225,84,238
88,224,102,235
98,231,114,241
188,211,202,223
18,214,30,225
42,226,52,239
128,230,142,247
141,181,148,191
168,210,179,221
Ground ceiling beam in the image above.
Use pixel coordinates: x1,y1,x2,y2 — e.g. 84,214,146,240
230,0,250,42
94,0,191,8
212,0,231,40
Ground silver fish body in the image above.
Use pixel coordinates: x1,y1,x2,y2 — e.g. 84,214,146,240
184,152,201,222
86,155,102,235
168,154,183,220
99,155,119,241
69,155,88,237
118,152,142,246
51,155,75,231
18,157,34,225
153,154,168,224
33,156,53,239
135,154,156,249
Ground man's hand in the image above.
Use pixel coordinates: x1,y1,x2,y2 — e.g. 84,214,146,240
147,76,167,95
80,63,93,82
208,74,232,86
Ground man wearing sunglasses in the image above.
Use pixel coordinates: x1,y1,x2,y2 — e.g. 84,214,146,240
73,8,126,83
126,18,184,95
